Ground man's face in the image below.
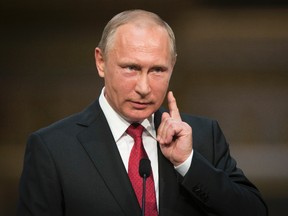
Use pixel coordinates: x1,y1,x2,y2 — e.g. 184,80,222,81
95,23,175,122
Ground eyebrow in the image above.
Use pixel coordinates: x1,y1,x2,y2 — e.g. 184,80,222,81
119,62,141,69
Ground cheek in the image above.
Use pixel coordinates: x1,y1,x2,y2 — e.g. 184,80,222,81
106,68,134,92
152,76,170,90
151,80,169,98
113,79,136,100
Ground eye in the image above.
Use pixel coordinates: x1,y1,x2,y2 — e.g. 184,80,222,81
124,64,141,71
150,66,167,73
154,67,164,73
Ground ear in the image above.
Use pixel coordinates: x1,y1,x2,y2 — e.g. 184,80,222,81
95,47,105,78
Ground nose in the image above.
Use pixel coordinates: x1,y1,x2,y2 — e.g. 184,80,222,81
135,73,151,96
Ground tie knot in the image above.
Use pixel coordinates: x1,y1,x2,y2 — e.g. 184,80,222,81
126,123,144,139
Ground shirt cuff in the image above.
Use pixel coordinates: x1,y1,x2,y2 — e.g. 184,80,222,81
174,150,193,176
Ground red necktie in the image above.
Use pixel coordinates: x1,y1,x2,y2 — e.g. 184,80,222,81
127,123,158,216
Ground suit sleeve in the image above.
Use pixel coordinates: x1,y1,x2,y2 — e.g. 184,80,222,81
17,133,64,216
180,120,268,216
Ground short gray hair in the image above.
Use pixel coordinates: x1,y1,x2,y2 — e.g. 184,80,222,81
97,9,177,62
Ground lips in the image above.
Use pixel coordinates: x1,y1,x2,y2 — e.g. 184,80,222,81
130,100,152,109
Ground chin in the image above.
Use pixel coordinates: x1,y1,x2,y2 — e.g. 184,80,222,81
124,112,152,123
126,116,147,123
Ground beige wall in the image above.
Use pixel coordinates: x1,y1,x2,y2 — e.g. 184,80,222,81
1,1,288,215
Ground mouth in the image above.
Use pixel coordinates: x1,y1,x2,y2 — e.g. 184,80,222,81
130,100,153,109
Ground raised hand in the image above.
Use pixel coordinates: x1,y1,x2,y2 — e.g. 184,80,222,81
157,91,193,166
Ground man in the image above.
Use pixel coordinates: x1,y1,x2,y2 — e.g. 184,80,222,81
17,9,268,216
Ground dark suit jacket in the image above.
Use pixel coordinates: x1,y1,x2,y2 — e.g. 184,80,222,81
17,100,268,216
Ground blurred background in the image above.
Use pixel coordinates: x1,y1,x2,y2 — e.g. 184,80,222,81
1,0,288,215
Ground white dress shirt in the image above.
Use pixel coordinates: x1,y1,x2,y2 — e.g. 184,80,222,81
98,88,193,209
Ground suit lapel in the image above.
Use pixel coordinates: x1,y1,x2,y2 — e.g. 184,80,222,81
76,101,141,216
154,109,179,215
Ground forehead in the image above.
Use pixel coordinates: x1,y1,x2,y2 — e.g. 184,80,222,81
113,23,170,52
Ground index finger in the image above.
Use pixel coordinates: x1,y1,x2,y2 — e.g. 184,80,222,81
167,91,181,120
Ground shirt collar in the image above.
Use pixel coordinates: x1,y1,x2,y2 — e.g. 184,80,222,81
99,87,156,142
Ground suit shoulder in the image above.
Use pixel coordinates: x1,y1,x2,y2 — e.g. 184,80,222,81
181,113,216,126
33,112,82,138
33,100,100,136
180,114,223,140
